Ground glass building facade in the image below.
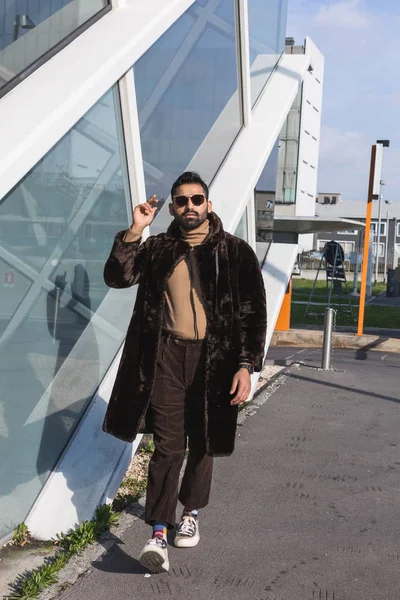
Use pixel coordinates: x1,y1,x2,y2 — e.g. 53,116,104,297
0,0,293,542
135,0,241,212
0,0,108,95
0,87,133,540
249,0,287,105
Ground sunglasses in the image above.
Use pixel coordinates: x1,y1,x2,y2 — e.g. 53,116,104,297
173,194,207,208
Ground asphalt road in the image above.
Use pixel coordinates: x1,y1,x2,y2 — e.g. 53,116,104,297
55,348,400,600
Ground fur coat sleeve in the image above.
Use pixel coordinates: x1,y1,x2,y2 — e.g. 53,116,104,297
103,230,154,289
237,241,267,371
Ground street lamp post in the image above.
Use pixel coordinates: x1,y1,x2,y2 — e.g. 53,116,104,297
383,200,391,282
358,139,389,336
374,179,385,285
13,14,36,42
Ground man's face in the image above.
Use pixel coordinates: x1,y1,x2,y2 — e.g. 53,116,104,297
169,183,212,230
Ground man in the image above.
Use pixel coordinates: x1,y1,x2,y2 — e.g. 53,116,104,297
103,171,267,573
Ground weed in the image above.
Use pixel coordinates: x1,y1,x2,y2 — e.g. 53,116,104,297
5,505,119,600
12,523,30,546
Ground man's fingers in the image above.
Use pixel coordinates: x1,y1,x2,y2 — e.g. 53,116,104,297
230,382,250,405
230,377,238,395
148,195,158,205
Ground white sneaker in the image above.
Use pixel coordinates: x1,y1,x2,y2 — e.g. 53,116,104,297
174,514,200,548
139,537,169,573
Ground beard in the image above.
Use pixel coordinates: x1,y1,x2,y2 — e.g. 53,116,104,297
174,209,208,231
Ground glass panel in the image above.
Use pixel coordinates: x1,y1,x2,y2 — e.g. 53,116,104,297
0,86,133,541
0,0,107,94
234,209,248,241
135,0,241,225
254,139,279,264
275,88,301,204
248,0,287,105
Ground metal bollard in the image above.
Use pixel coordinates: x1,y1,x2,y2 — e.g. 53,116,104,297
321,307,335,370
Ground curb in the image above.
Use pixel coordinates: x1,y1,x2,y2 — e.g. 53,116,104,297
271,329,400,353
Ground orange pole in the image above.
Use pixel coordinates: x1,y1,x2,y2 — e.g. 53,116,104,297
275,277,292,331
357,145,376,336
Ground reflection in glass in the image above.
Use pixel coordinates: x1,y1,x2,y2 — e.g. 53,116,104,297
0,0,108,94
275,88,301,203
234,209,248,242
248,0,287,105
135,0,241,223
0,87,131,542
254,139,279,263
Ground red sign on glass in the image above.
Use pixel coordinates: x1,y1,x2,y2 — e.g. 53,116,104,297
4,272,15,286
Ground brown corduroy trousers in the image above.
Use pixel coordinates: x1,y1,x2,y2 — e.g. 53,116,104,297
144,334,214,529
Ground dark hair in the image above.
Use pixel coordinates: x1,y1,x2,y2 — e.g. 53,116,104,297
171,171,209,199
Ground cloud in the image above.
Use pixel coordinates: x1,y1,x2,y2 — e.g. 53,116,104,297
314,0,371,29
287,0,400,201
317,126,400,200
319,126,369,171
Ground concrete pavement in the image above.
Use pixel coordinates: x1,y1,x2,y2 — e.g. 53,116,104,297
45,348,400,600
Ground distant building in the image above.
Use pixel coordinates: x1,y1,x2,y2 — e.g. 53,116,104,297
317,193,343,205
270,37,325,252
314,201,400,269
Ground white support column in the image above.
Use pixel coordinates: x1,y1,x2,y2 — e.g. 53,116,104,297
236,0,252,126
246,193,256,250
118,69,147,209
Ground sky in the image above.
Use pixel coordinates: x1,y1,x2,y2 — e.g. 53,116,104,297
287,0,400,203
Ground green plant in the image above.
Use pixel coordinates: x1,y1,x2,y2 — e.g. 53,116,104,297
6,505,119,600
12,523,30,546
142,438,155,455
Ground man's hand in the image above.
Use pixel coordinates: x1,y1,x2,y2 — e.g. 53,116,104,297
124,195,158,241
230,368,251,405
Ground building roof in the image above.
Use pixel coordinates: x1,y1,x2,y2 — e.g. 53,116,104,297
274,216,364,234
316,201,400,220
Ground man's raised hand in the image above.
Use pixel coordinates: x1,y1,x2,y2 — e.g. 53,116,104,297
124,195,158,241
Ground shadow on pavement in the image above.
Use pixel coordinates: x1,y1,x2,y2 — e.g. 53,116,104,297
355,337,389,361
292,372,400,405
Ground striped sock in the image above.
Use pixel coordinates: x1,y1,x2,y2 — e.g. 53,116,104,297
152,522,168,541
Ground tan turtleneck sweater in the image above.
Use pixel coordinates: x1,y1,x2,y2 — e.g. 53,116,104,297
163,218,209,340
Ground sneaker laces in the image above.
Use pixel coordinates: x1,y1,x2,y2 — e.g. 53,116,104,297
178,515,197,537
147,537,166,548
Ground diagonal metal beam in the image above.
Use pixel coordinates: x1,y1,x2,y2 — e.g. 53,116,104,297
0,242,123,342
0,152,122,348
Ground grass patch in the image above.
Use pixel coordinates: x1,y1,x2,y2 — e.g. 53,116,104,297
290,303,400,329
5,438,155,600
292,278,386,304
290,278,399,329
6,505,119,600
112,437,154,512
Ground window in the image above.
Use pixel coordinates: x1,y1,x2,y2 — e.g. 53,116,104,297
234,209,248,241
255,138,279,256
323,196,330,204
0,0,108,97
343,241,355,256
318,239,328,251
338,229,357,235
397,223,400,237
249,0,287,105
373,243,385,257
370,222,386,236
135,0,241,212
332,196,337,203
257,210,273,220
0,86,131,541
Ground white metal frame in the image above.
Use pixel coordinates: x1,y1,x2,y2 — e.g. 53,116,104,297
0,0,195,202
236,0,252,126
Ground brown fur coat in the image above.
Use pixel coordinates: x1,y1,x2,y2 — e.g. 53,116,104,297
102,213,267,456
